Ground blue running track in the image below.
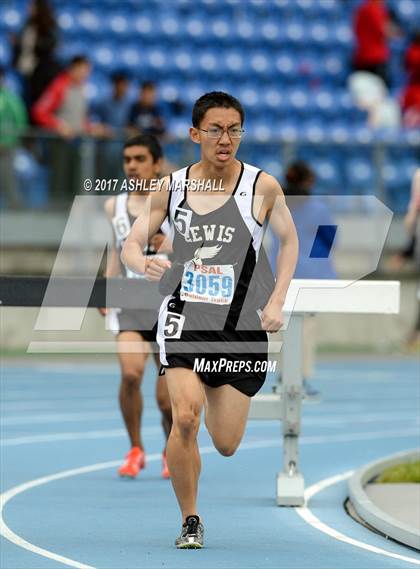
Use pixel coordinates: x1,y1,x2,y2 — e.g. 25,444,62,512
1,356,419,569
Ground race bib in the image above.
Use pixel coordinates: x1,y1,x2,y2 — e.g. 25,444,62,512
112,212,131,242
180,261,234,305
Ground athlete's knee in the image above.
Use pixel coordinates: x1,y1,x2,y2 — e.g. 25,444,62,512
215,441,239,457
121,369,142,389
212,433,241,457
173,406,201,440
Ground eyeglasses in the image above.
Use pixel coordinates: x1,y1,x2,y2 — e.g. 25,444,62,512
198,126,245,139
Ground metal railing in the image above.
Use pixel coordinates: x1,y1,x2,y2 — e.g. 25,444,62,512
0,126,417,213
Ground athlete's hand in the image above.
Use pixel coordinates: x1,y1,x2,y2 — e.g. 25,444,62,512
260,301,284,333
145,257,172,281
97,307,108,316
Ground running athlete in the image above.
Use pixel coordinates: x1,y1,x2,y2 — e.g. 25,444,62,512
102,135,173,479
121,93,298,547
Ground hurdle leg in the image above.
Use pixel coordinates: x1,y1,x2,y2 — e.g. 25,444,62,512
277,313,305,506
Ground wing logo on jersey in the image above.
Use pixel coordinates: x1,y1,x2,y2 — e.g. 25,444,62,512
193,244,222,266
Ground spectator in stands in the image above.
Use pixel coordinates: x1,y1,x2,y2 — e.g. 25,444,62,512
96,71,131,137
32,55,93,138
11,0,60,110
128,81,165,138
401,32,420,128
352,0,398,88
32,55,104,198
95,71,132,179
0,67,28,206
270,161,337,399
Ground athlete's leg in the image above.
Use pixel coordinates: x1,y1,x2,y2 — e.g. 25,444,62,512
153,352,172,440
117,331,150,450
204,383,251,456
165,368,206,521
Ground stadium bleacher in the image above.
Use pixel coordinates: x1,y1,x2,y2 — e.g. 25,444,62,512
0,0,418,211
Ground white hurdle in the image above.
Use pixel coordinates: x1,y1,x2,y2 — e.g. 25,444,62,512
248,279,400,506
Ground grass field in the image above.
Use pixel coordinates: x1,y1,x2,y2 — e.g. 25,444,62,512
377,461,420,483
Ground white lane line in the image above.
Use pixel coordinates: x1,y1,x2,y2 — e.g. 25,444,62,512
295,471,420,566
2,426,418,448
0,428,160,447
2,410,417,427
2,432,420,568
1,411,119,426
0,459,126,569
0,446,219,569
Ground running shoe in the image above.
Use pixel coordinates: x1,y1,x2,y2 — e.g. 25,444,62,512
175,515,204,549
162,450,170,479
118,447,145,478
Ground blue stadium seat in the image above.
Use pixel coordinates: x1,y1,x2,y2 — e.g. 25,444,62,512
238,86,260,112
120,44,143,73
260,21,282,45
108,13,132,37
197,50,219,76
0,5,24,32
144,47,171,76
224,50,247,78
76,9,101,36
57,40,90,64
284,21,306,46
274,53,295,79
308,21,330,48
14,149,49,208
252,122,272,143
91,43,117,72
249,52,271,78
287,88,310,115
56,8,78,35
321,55,347,84
160,82,182,104
172,49,196,76
185,17,206,43
133,14,154,39
157,15,180,40
314,158,340,192
300,121,328,144
262,88,285,116
345,158,375,194
0,37,11,66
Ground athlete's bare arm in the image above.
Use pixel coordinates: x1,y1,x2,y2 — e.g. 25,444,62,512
104,197,122,279
255,172,298,332
121,178,171,280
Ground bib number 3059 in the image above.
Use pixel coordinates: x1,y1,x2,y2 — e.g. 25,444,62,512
181,263,234,305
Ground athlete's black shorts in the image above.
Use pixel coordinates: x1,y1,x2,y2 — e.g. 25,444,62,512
157,295,268,397
115,309,158,343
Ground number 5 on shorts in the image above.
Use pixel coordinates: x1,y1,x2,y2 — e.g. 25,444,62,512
163,312,185,339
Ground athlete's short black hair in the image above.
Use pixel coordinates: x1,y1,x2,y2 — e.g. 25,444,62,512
192,91,245,128
124,134,162,163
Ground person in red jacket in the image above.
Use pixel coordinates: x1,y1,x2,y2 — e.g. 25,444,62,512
352,0,393,87
32,55,91,137
401,32,420,127
32,55,104,200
